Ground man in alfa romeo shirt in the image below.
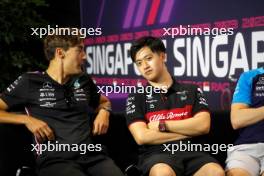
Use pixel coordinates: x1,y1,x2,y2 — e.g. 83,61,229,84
125,36,225,176
0,30,124,176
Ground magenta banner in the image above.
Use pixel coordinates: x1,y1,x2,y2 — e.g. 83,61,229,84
80,0,264,111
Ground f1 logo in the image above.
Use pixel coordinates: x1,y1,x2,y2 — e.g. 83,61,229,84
123,0,175,29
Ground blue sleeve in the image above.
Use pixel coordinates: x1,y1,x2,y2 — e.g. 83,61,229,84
232,72,252,105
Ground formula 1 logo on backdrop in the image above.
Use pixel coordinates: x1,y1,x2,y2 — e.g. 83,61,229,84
123,0,175,29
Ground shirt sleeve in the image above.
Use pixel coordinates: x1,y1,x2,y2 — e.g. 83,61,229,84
74,73,100,110
192,86,209,115
0,74,29,109
232,72,252,105
88,78,100,109
125,93,146,126
84,75,100,109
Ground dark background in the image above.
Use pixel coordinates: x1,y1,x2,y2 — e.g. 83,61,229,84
0,0,81,92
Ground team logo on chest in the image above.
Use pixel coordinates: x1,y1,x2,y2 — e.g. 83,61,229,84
145,93,158,103
145,93,158,109
73,79,81,89
146,105,192,122
73,88,87,101
43,82,52,89
254,76,264,97
126,96,136,114
176,90,188,101
39,82,56,107
72,79,87,101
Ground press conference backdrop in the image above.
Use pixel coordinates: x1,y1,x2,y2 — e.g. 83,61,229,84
80,0,264,111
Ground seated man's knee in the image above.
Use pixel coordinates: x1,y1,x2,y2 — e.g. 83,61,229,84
195,163,225,176
226,168,251,176
149,163,176,176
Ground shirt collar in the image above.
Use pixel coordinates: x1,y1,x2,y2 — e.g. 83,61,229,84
146,75,180,93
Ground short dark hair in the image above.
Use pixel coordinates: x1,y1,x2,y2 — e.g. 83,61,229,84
130,36,166,62
44,29,83,61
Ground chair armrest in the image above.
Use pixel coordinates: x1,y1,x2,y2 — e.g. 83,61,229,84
16,166,36,176
125,164,142,176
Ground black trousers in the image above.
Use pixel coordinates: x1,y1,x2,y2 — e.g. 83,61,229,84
38,154,124,176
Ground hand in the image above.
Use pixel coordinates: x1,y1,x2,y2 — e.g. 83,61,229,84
24,116,55,143
147,121,159,131
92,109,110,135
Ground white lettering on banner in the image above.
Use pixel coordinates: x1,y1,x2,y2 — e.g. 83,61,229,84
211,35,229,77
173,31,264,77
252,32,264,69
86,43,134,75
192,36,210,77
229,33,249,75
85,31,264,78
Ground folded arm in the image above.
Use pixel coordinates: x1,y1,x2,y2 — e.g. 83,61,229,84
148,111,210,136
129,121,189,145
231,103,264,129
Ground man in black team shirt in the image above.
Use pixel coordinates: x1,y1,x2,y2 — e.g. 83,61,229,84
0,30,124,176
125,36,225,176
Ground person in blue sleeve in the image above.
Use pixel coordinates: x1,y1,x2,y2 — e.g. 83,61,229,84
226,68,264,176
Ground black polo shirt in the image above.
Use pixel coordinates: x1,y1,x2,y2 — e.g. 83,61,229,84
1,71,101,160
125,78,209,153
